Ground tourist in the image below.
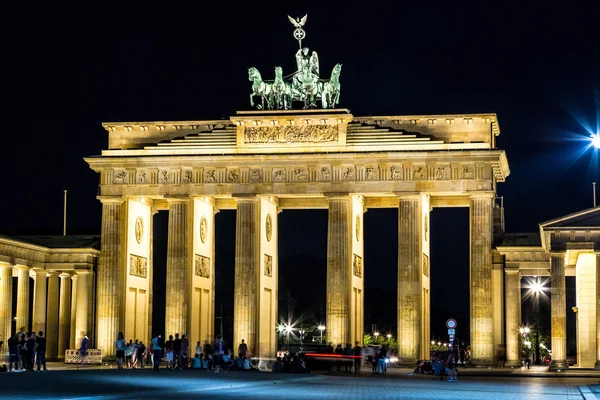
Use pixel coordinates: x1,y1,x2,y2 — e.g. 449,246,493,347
7,333,20,372
78,332,89,370
18,333,26,370
343,343,353,373
173,333,182,370
459,346,466,367
125,340,134,369
151,334,163,372
376,345,387,375
25,332,37,371
35,331,47,371
334,344,343,371
181,334,189,368
164,335,174,370
131,340,139,368
213,335,224,373
238,339,248,358
352,341,362,374
138,341,146,369
272,356,283,373
447,351,457,382
115,332,126,370
195,341,202,358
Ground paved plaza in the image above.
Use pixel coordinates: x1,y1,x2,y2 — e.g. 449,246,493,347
0,366,598,400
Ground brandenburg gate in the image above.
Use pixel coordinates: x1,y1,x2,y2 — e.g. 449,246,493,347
85,108,509,365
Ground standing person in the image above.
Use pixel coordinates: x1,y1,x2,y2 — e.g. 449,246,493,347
25,332,37,371
7,333,20,372
238,339,248,358
195,341,202,358
377,345,387,375
35,331,47,371
164,335,174,370
138,341,147,369
181,335,189,369
214,335,224,373
447,351,457,382
125,340,134,369
78,332,89,370
151,334,163,372
343,343,353,373
459,346,466,367
352,341,362,374
131,340,139,368
334,344,343,372
115,332,126,370
18,333,26,370
172,334,182,370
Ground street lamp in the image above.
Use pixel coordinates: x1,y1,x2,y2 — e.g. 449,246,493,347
374,332,380,338
591,133,600,149
386,334,392,339
317,325,325,344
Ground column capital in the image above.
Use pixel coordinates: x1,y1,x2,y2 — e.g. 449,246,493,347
165,194,191,203
16,265,31,271
394,192,422,200
59,272,72,279
0,262,13,270
469,191,496,200
70,274,79,282
193,195,217,207
74,269,92,276
549,251,566,258
46,271,60,277
232,194,259,203
97,196,124,204
504,267,521,276
324,193,350,201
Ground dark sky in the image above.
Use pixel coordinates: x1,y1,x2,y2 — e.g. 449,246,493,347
3,2,599,343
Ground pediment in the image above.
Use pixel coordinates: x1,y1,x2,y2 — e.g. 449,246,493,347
540,206,600,229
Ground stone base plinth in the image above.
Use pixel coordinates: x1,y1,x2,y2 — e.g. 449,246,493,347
548,360,568,371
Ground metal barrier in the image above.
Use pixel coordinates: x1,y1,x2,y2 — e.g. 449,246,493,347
65,349,102,365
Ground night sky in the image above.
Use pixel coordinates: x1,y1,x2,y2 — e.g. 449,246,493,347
3,3,599,345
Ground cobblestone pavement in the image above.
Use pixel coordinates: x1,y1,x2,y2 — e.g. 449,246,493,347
0,369,598,400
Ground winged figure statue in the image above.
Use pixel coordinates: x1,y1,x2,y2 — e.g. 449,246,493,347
287,15,307,28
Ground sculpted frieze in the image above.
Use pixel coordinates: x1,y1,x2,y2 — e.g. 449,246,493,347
320,166,331,181
343,167,355,181
160,170,171,184
114,171,127,184
250,169,262,182
273,168,286,182
204,169,217,183
182,170,194,184
365,167,377,181
413,166,426,180
194,254,210,278
243,124,339,144
390,166,403,180
129,254,147,278
227,169,239,183
461,165,475,179
436,165,450,180
294,167,308,182
136,171,148,184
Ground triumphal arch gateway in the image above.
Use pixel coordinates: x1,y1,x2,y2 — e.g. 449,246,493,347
85,108,509,365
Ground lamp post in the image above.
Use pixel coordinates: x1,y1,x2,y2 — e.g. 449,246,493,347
318,325,325,344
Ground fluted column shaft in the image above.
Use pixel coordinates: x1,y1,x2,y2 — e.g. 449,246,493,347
165,199,190,337
16,266,30,333
550,253,567,369
470,195,494,363
397,196,421,362
326,198,351,347
0,264,12,356
58,274,71,358
234,199,258,354
75,271,92,347
70,275,78,349
504,269,521,365
46,273,59,358
97,200,122,358
595,253,600,370
32,270,48,335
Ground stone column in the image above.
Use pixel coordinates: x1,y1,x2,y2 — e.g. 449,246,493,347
234,198,259,354
595,253,600,370
504,269,521,366
470,194,494,364
70,275,78,349
165,198,190,337
550,252,568,370
96,198,122,358
58,273,71,358
75,270,92,347
46,272,59,358
397,195,421,363
16,266,30,333
32,269,48,335
0,264,12,356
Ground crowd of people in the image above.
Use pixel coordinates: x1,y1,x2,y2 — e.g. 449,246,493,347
3,330,48,372
413,349,468,382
